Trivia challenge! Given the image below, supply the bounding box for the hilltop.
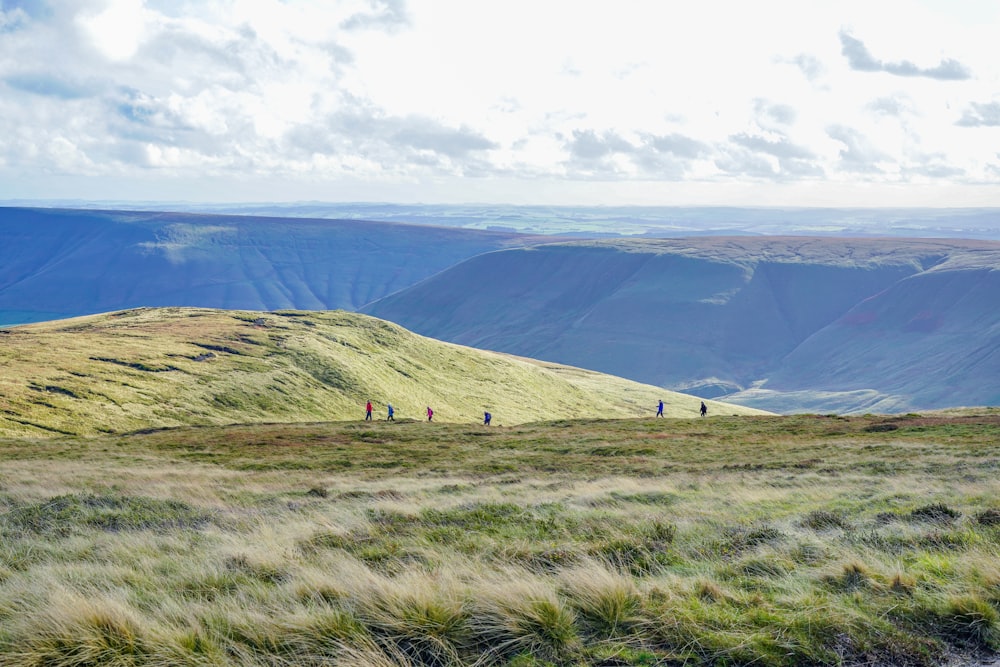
[363,236,1000,414]
[0,308,761,437]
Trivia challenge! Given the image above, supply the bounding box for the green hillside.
[0,308,764,436]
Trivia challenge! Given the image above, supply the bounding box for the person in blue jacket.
[656,400,664,417]
[387,403,395,421]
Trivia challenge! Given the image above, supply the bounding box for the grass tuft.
[933,595,1000,649]
[224,554,289,585]
[909,503,962,523]
[475,583,581,664]
[976,508,1000,526]
[824,562,874,592]
[561,563,645,639]
[8,594,150,667]
[801,509,851,531]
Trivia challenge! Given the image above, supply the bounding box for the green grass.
[0,308,764,437]
[0,412,998,665]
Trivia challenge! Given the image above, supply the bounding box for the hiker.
[656,400,664,417]
[700,401,707,417]
[387,403,394,421]
[484,411,491,426]
[427,406,433,422]
[365,400,373,421]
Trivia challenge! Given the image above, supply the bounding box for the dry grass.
[0,412,998,665]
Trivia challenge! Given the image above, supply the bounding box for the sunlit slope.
[363,236,1000,413]
[0,308,764,436]
[0,207,541,325]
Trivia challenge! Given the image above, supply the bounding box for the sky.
[1,0,999,207]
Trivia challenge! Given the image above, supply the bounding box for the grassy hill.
[0,412,998,665]
[0,308,762,437]
[362,236,1000,414]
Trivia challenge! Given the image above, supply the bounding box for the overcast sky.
[2,0,999,206]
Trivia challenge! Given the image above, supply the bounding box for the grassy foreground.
[1,412,999,666]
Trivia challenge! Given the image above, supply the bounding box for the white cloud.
[77,0,151,61]
[0,0,999,205]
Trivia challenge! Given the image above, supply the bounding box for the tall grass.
[0,413,998,665]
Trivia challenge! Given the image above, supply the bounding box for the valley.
[363,236,1000,414]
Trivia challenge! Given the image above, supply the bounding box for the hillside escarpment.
[363,237,1000,413]
[0,207,542,325]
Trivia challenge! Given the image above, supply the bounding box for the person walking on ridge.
[427,406,434,422]
[656,400,664,417]
[484,411,492,426]
[700,401,707,417]
[387,403,394,421]
[365,400,373,421]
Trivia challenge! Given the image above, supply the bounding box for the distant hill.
[0,308,763,437]
[362,237,1000,414]
[0,207,546,326]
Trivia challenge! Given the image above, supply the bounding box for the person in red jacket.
[426,406,433,422]
[365,401,373,421]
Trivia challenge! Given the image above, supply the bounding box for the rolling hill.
[0,207,547,326]
[362,236,1000,414]
[0,307,763,437]
[6,207,998,415]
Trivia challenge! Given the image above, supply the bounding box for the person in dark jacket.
[700,401,708,417]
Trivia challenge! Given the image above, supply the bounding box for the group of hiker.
[656,399,708,418]
[364,399,706,424]
[366,400,478,424]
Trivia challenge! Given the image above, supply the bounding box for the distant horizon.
[5,199,1000,212]
[4,200,998,241]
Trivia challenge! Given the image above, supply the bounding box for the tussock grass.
[0,413,998,664]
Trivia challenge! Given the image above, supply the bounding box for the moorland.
[1,206,998,665]
[1,411,998,666]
